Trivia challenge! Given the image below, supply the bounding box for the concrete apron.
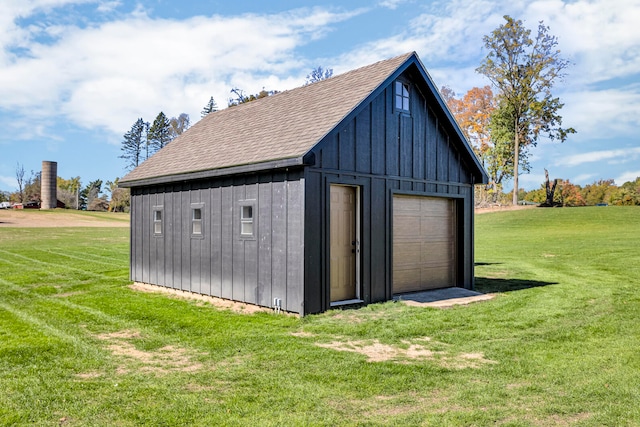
[394,287,494,308]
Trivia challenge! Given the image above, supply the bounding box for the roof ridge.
[120,52,418,185]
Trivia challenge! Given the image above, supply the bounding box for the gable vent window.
[153,208,163,236]
[192,207,203,235]
[240,205,254,237]
[395,81,410,113]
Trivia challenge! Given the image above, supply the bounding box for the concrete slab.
[393,287,494,308]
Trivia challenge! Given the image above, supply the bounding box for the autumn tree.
[305,66,333,85]
[477,15,576,205]
[609,177,640,205]
[442,85,509,204]
[169,113,190,139]
[201,96,218,117]
[106,178,130,213]
[581,179,615,205]
[228,88,279,107]
[558,180,585,207]
[57,176,82,209]
[24,171,41,203]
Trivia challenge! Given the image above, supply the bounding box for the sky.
[1,0,639,194]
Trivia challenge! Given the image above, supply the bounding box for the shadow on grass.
[474,277,558,294]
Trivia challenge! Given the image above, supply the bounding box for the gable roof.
[120,52,488,187]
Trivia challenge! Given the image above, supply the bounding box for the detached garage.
[119,51,488,315]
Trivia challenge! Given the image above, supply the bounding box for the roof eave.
[119,156,306,188]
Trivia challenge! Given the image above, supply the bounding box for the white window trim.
[191,203,204,238]
[153,206,163,236]
[239,202,256,239]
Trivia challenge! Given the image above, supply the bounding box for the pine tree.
[201,97,218,117]
[148,112,172,155]
[120,118,147,171]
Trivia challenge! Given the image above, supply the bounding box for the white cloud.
[0,6,358,140]
[558,147,640,167]
[96,0,121,13]
[559,86,640,139]
[338,0,509,70]
[378,0,410,10]
[518,172,546,189]
[527,0,640,84]
[615,170,640,185]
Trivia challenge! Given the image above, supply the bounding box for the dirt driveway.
[0,209,129,228]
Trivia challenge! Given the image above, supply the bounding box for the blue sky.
[1,0,639,193]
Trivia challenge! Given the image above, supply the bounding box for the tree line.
[1,163,129,212]
[519,176,640,207]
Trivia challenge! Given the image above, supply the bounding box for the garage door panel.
[394,242,422,261]
[420,220,450,238]
[393,195,456,293]
[395,215,421,238]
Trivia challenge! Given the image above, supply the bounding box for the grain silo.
[41,161,57,210]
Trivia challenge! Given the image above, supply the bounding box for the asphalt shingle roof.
[120,52,415,185]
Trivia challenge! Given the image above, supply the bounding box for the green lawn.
[0,207,638,426]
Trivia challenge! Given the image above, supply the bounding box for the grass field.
[0,207,639,426]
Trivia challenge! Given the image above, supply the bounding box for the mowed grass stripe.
[30,248,127,267]
[0,275,129,329]
[0,248,124,280]
[0,301,105,359]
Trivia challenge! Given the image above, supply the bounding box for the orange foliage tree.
[558,180,585,207]
[442,85,509,205]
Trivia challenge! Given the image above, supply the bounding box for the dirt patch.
[334,391,459,419]
[130,282,284,315]
[75,371,102,380]
[475,205,537,215]
[0,210,129,228]
[399,294,495,309]
[290,331,315,338]
[95,329,206,375]
[316,339,432,363]
[313,336,496,368]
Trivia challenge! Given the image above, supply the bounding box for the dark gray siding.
[130,170,305,314]
[304,72,475,314]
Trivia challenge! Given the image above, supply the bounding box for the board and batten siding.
[304,71,475,314]
[130,171,305,314]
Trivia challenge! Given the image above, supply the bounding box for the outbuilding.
[119,52,488,315]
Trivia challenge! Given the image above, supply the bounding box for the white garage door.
[393,195,456,293]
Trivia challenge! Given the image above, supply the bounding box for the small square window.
[153,209,162,235]
[240,205,254,236]
[395,81,410,112]
[192,208,202,235]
